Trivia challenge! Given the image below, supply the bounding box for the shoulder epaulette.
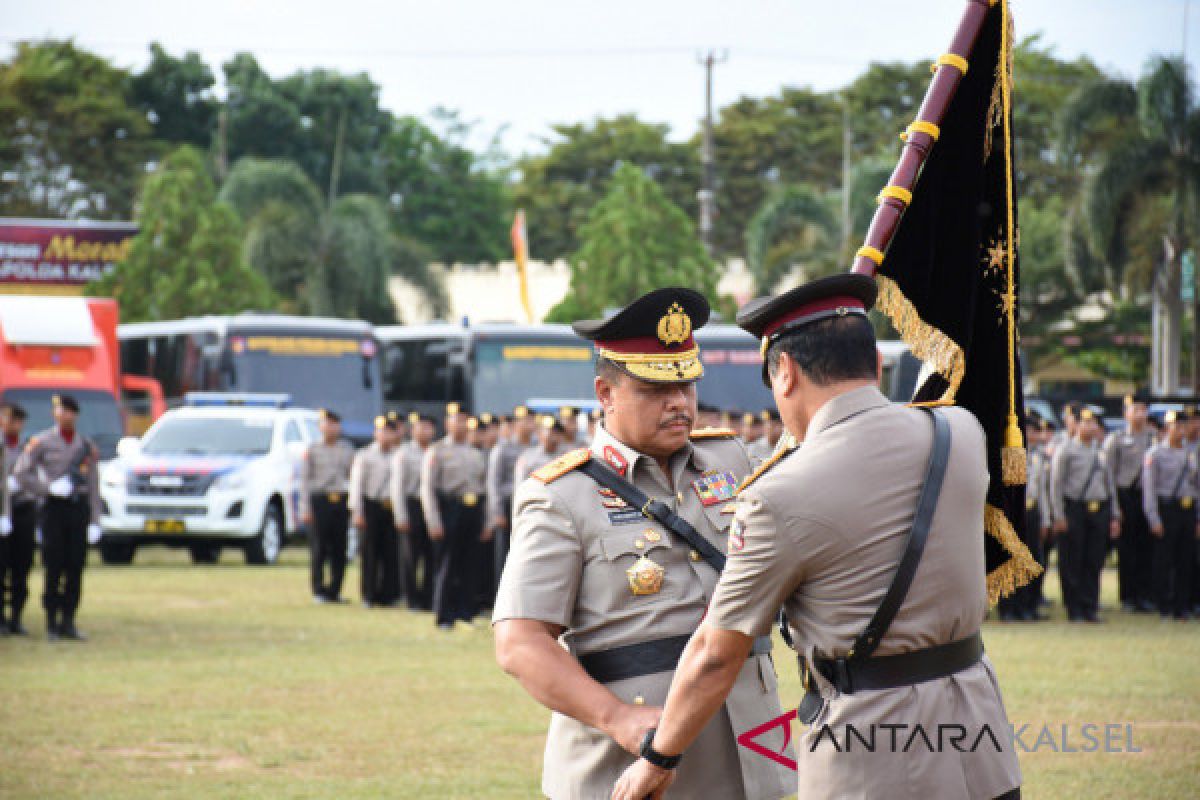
[532,447,591,484]
[737,445,796,495]
[689,427,738,440]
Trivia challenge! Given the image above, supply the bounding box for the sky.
[1,0,1190,155]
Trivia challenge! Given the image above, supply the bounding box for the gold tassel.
[1001,412,1026,485]
[875,276,966,404]
[984,503,1041,605]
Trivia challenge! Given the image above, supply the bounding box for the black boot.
[46,611,61,642]
[59,613,86,642]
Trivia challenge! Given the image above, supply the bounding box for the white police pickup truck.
[98,394,320,565]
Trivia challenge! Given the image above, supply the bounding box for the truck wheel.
[99,541,136,565]
[189,545,221,564]
[245,503,283,565]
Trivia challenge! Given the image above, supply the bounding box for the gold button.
[690,550,702,562]
[633,695,645,706]
[635,539,645,549]
[677,492,684,503]
[645,531,661,543]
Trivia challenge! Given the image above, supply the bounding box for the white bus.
[118,314,383,442]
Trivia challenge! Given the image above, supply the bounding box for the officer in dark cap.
[1103,390,1156,612]
[300,409,355,603]
[14,394,101,641]
[612,275,1019,800]
[0,402,34,635]
[495,287,792,800]
[1050,407,1119,622]
[1142,409,1197,619]
[349,414,401,608]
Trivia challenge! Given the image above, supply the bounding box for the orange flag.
[511,209,534,323]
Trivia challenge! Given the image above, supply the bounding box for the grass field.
[1,546,1198,799]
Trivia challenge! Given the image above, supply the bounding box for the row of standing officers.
[1010,394,1198,623]
[300,403,582,629]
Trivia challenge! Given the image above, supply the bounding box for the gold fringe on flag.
[984,503,1042,605]
[875,275,966,404]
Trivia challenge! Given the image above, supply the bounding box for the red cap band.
[762,296,866,339]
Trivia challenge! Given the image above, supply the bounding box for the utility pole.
[697,50,727,255]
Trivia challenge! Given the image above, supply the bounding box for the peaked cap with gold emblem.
[571,287,709,383]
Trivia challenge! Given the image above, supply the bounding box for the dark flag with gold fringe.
[850,0,1040,603]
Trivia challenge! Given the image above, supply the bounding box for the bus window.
[3,388,123,460]
[472,339,595,414]
[384,338,465,407]
[696,345,774,412]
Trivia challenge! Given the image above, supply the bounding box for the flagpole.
[851,0,994,277]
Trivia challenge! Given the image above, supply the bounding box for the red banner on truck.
[0,218,137,294]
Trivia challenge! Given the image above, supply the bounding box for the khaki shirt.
[1025,445,1052,530]
[1049,438,1119,522]
[1102,427,1155,490]
[348,442,394,514]
[494,425,793,800]
[299,439,354,516]
[388,440,428,526]
[513,443,566,488]
[707,387,1021,800]
[419,436,486,532]
[486,437,526,520]
[744,436,773,463]
[14,427,100,523]
[1141,443,1199,529]
[5,436,35,507]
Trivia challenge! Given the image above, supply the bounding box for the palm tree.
[218,158,445,323]
[1060,56,1200,393]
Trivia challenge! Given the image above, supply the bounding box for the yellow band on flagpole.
[877,186,913,206]
[900,120,941,142]
[932,53,969,74]
[856,245,885,266]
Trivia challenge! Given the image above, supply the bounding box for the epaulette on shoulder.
[532,447,592,484]
[689,427,738,440]
[737,445,796,495]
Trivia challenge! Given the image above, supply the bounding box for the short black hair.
[2,402,26,420]
[595,356,626,384]
[1062,401,1083,418]
[765,315,877,387]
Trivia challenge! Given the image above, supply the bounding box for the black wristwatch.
[639,728,683,770]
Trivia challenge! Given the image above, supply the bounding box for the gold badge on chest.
[627,555,665,596]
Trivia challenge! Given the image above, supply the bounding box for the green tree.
[744,184,839,291]
[513,115,700,261]
[89,146,273,320]
[1059,56,1198,387]
[0,39,154,218]
[131,43,218,147]
[383,112,511,264]
[709,88,842,256]
[546,164,718,322]
[219,156,444,321]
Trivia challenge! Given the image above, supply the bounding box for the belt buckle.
[1182,497,1194,510]
[381,498,392,511]
[1025,499,1036,511]
[1087,500,1100,514]
[462,492,478,508]
[327,492,342,504]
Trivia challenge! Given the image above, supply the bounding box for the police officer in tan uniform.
[300,409,355,604]
[1104,392,1156,612]
[1142,410,1199,619]
[494,288,793,800]
[1049,408,1119,622]
[513,416,569,485]
[15,394,101,641]
[487,406,535,590]
[349,415,400,608]
[613,275,1020,800]
[391,412,437,611]
[421,403,487,630]
[1,403,34,635]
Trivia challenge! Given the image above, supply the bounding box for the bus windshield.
[227,333,381,427]
[1,388,124,460]
[472,339,596,414]
[697,341,774,412]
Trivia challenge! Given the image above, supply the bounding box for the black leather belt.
[579,633,773,684]
[811,632,983,694]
